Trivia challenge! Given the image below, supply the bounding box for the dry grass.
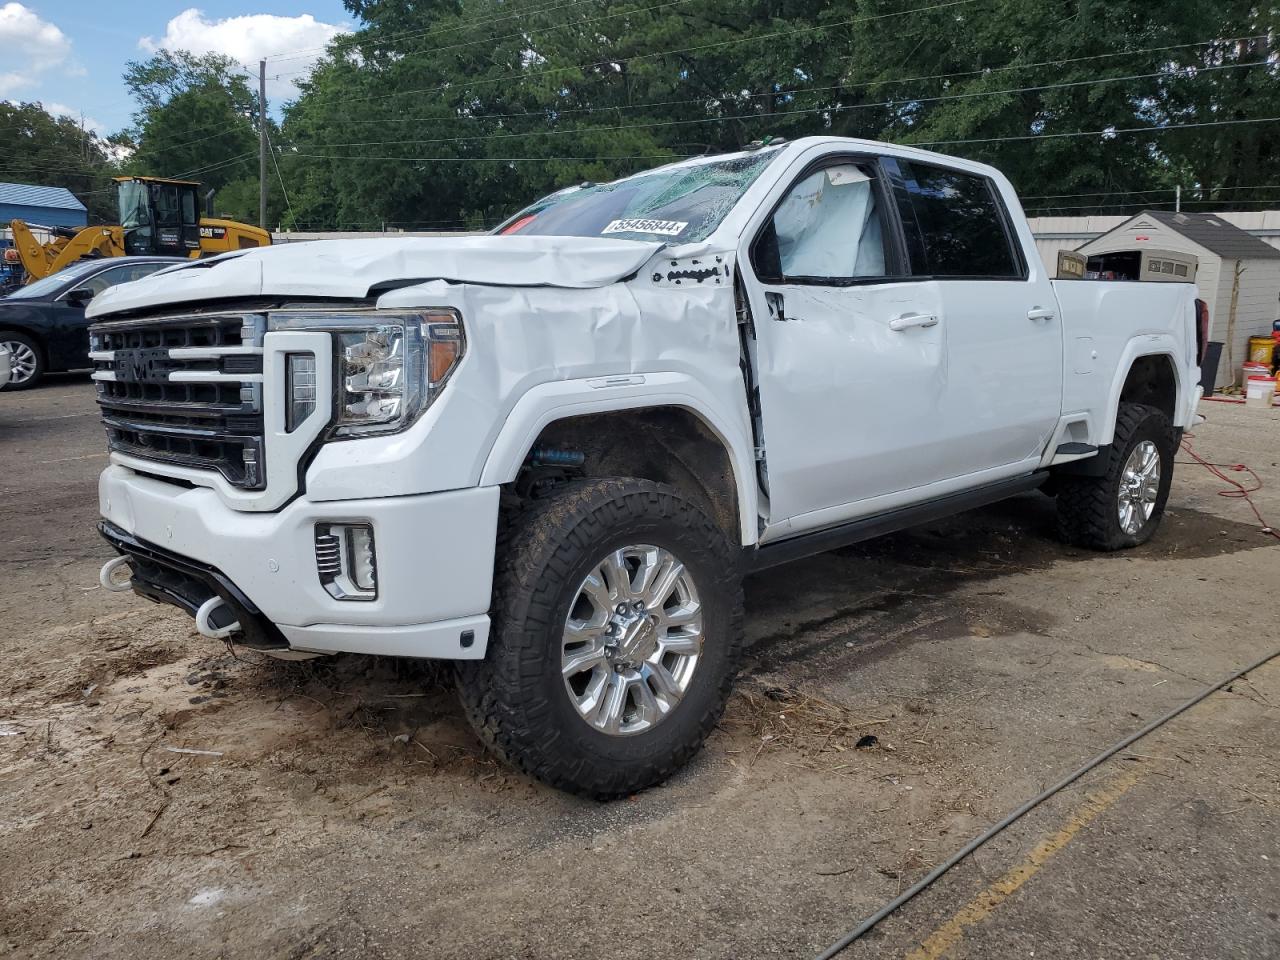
[719,682,896,770]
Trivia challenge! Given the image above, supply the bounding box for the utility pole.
[259,59,268,230]
[1175,184,1181,213]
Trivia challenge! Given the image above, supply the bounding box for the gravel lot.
[2,376,1278,959]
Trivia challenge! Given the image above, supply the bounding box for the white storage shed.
[1076,210,1280,386]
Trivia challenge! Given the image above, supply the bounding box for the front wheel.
[0,331,44,390]
[1055,402,1177,550]
[456,478,744,798]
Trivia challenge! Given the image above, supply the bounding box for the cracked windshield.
[496,147,784,243]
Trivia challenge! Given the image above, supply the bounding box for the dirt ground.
[2,376,1279,960]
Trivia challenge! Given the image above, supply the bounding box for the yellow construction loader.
[10,176,270,281]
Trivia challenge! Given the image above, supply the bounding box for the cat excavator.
[8,176,270,281]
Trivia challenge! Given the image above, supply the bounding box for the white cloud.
[44,101,105,137]
[139,8,350,104]
[0,3,73,97]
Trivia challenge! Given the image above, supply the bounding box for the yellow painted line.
[905,767,1147,960]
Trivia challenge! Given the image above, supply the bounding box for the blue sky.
[1,2,357,135]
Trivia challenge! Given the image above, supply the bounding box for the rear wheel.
[0,331,43,390]
[1055,402,1176,550]
[456,478,743,798]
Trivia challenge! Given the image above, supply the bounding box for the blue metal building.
[0,181,87,229]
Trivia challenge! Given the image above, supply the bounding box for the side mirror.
[65,287,95,307]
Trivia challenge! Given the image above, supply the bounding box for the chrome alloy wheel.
[1,340,35,386]
[561,544,703,736]
[1118,439,1161,535]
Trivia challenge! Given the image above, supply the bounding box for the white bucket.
[1242,361,1270,387]
[1245,375,1276,409]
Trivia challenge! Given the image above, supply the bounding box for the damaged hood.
[87,235,664,319]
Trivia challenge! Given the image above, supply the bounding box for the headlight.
[269,309,464,438]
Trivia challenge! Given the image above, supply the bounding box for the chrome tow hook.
[195,597,242,640]
[99,556,134,593]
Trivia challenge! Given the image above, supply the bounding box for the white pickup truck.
[89,137,1200,797]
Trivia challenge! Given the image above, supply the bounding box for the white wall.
[1215,258,1280,382]
[1031,215,1127,273]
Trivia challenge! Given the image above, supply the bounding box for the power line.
[1026,197,1280,213]
[325,33,1271,128]
[289,61,1266,151]
[1178,197,1280,206]
[0,158,110,176]
[281,115,1280,167]
[1022,183,1280,200]
[314,0,982,109]
[264,128,295,228]
[268,0,698,79]
[1023,188,1181,200]
[172,152,257,180]
[311,29,1272,120]
[911,114,1280,147]
[284,150,690,163]
[0,117,241,158]
[263,0,602,64]
[133,120,251,154]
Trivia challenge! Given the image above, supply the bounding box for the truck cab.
[116,176,203,258]
[87,137,1200,797]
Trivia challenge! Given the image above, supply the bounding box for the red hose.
[1178,436,1280,539]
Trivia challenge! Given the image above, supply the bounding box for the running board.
[744,473,1046,573]
[1055,441,1098,456]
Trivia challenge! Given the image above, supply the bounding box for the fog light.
[286,353,317,432]
[314,522,377,600]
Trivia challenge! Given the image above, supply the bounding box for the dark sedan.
[0,257,183,390]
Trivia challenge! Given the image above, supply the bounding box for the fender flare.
[478,371,760,546]
[1099,335,1189,445]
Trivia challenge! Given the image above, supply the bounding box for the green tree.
[277,0,1280,229]
[1150,3,1280,210]
[0,101,117,221]
[122,50,260,197]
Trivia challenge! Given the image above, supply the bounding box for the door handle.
[889,313,939,331]
[1027,307,1056,321]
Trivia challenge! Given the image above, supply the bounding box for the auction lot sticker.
[602,218,688,237]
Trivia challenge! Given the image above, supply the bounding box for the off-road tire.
[0,330,44,390]
[1055,402,1177,551]
[456,478,744,798]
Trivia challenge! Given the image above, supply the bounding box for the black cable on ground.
[814,644,1280,960]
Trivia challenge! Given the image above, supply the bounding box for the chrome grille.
[90,313,267,489]
[314,531,343,576]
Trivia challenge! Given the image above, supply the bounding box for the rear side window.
[79,262,169,295]
[894,161,1023,279]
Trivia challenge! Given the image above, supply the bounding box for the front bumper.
[99,465,499,659]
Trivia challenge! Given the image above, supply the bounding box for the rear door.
[740,153,954,527]
[884,158,1062,475]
